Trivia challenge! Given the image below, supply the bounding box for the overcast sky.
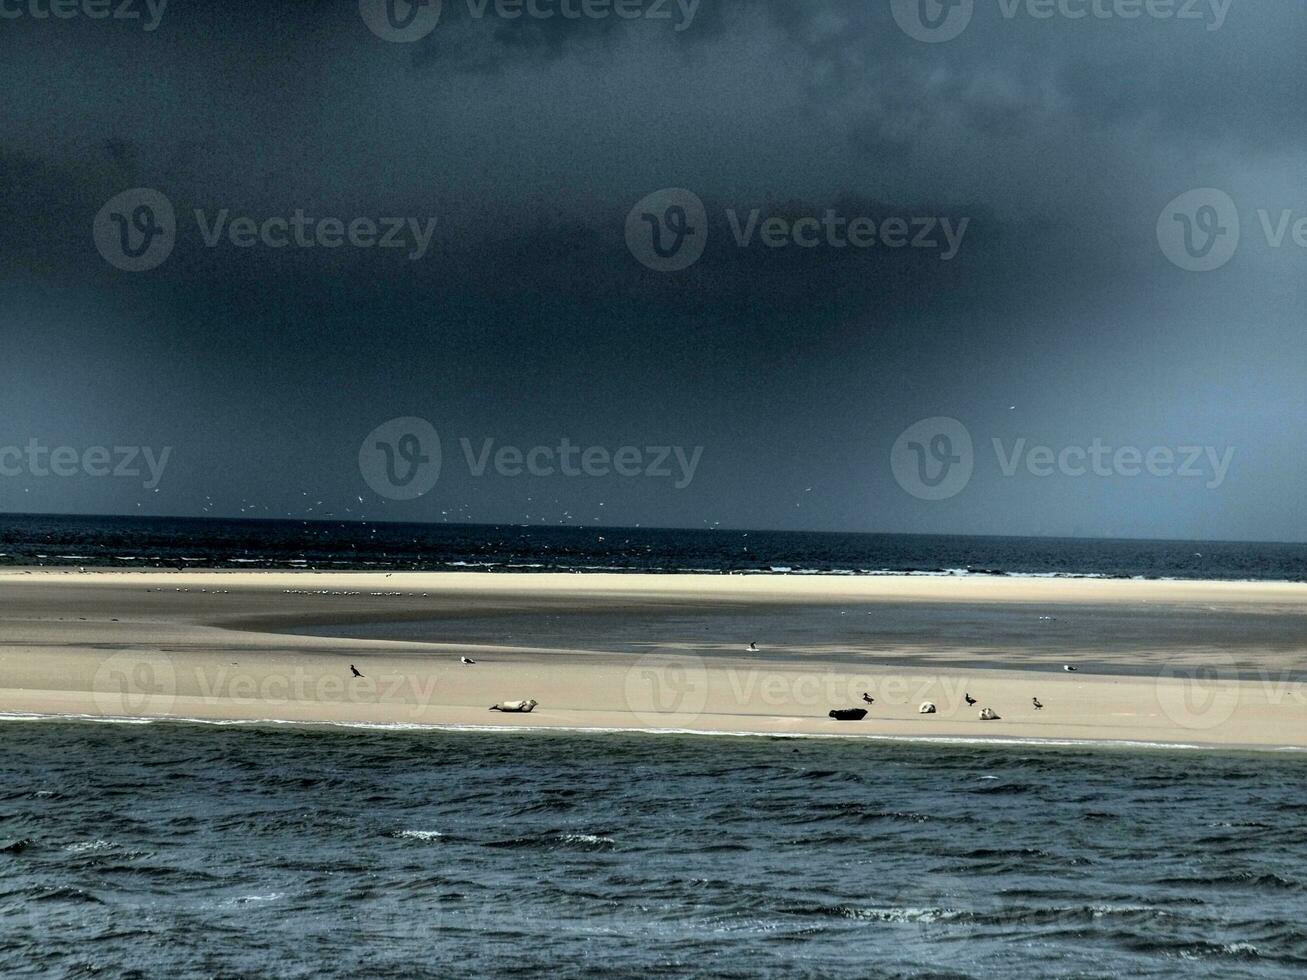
[0,0,1303,540]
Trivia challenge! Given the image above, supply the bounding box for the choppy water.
[3,513,1307,580]
[3,721,1306,978]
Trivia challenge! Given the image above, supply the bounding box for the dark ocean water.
[2,721,1306,979]
[2,513,1306,581]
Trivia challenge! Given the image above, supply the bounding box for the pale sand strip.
[0,569,1305,749]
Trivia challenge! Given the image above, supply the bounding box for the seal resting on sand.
[979,707,1000,720]
[918,702,937,714]
[828,708,868,721]
[489,699,538,713]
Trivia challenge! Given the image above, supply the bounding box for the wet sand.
[1,568,1305,749]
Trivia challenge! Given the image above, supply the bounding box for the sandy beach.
[1,568,1305,749]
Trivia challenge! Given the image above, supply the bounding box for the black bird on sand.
[964,693,977,706]
[861,693,875,705]
[350,664,364,678]
[1032,697,1044,710]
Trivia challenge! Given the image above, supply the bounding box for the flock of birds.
[738,638,1082,723]
[341,642,1083,724]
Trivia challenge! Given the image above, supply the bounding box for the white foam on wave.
[223,892,284,906]
[393,830,443,841]
[558,833,614,845]
[0,711,1231,753]
[64,839,116,853]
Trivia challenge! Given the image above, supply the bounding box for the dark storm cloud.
[0,0,1304,539]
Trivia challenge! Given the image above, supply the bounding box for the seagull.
[861,693,875,705]
[964,693,977,706]
[1032,697,1044,710]
[460,657,476,665]
[350,664,364,678]
[1063,665,1079,673]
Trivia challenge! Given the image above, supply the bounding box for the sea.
[3,514,1307,978]
[2,513,1306,581]
[2,722,1305,978]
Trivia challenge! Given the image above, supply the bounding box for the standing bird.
[748,642,758,651]
[461,657,477,665]
[861,693,875,705]
[1032,697,1044,710]
[964,693,977,706]
[350,664,364,678]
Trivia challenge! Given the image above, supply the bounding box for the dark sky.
[1,0,1303,540]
